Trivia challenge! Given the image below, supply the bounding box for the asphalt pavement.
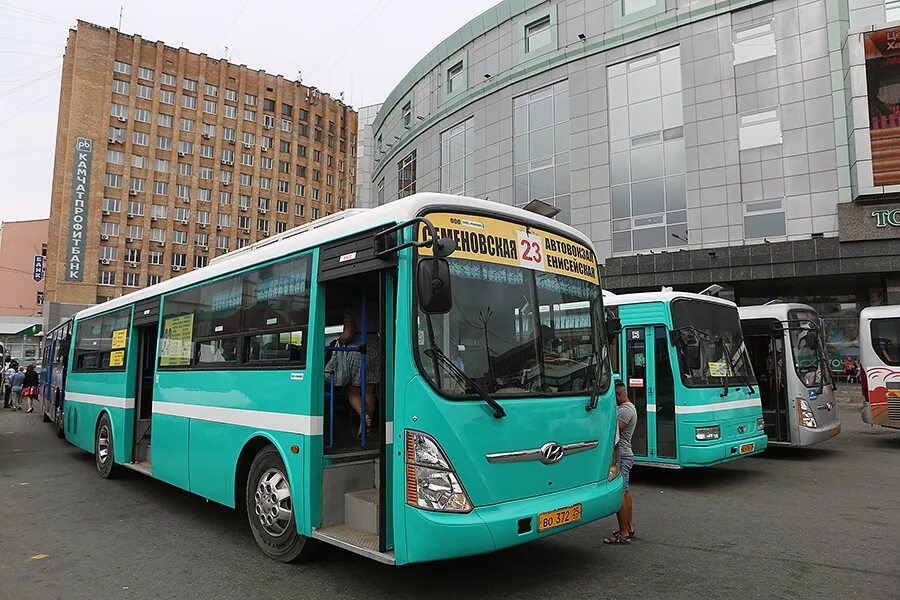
[1,402,898,600]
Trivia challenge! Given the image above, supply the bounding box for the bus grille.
[889,398,900,422]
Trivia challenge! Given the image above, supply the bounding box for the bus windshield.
[416,258,610,398]
[871,317,900,366]
[670,299,755,388]
[787,309,832,388]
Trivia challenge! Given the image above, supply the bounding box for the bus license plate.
[537,503,582,532]
[740,442,755,454]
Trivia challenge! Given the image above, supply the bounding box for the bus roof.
[738,302,816,321]
[603,290,736,309]
[75,193,596,321]
[860,305,900,320]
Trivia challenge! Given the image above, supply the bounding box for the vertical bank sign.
[66,137,92,281]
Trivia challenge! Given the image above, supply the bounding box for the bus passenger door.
[623,327,649,458]
[652,325,677,459]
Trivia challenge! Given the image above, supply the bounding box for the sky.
[0,0,495,223]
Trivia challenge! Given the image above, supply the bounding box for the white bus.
[860,305,900,429]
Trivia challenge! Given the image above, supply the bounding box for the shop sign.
[837,202,900,242]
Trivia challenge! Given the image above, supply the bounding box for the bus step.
[312,525,393,564]
[124,461,152,477]
[345,488,379,535]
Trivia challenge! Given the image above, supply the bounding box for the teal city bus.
[604,290,767,467]
[62,194,622,565]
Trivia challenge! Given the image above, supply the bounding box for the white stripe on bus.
[66,392,135,409]
[153,401,323,436]
[674,398,761,414]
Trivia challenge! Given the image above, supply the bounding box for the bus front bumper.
[402,477,624,564]
[798,420,841,446]
[678,432,768,466]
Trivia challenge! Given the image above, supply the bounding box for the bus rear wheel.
[55,406,65,439]
[94,414,121,479]
[245,446,308,563]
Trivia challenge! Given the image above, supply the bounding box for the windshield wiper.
[424,346,506,419]
[584,355,605,412]
[715,336,755,396]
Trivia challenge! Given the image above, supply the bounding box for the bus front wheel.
[94,414,121,479]
[245,446,308,563]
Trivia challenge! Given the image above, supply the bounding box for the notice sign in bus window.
[160,313,194,366]
[111,328,128,350]
[418,212,598,284]
[109,350,125,367]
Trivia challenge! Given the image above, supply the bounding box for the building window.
[262,114,274,129]
[264,98,276,112]
[220,170,233,185]
[195,231,209,246]
[147,274,162,286]
[105,173,122,188]
[225,88,238,102]
[204,83,218,97]
[153,180,168,195]
[280,140,291,153]
[200,144,213,158]
[173,230,188,245]
[440,117,474,195]
[203,99,217,115]
[113,61,131,75]
[173,253,186,268]
[108,126,126,143]
[738,109,782,150]
[219,191,232,206]
[257,219,269,233]
[161,73,177,87]
[744,199,786,239]
[245,93,257,106]
[126,224,143,240]
[261,156,273,170]
[281,119,292,133]
[131,155,147,169]
[198,188,212,202]
[136,84,152,100]
[241,152,254,167]
[218,212,232,227]
[447,61,464,96]
[158,113,174,128]
[278,180,290,193]
[262,136,273,151]
[100,246,117,261]
[194,255,209,269]
[295,183,305,197]
[151,204,167,219]
[402,101,412,128]
[216,235,230,250]
[112,79,129,95]
[238,214,251,229]
[107,149,124,165]
[376,178,385,205]
[242,131,255,146]
[240,173,252,186]
[311,207,319,220]
[176,184,191,200]
[622,0,658,16]
[133,132,149,147]
[178,162,192,177]
[135,108,151,123]
[157,136,172,151]
[98,270,116,286]
[155,159,170,173]
[295,203,305,216]
[182,95,196,110]
[101,222,119,237]
[222,148,235,163]
[128,200,144,217]
[103,197,120,213]
[607,48,686,253]
[180,117,195,133]
[276,221,287,233]
[150,229,166,244]
[123,272,140,288]
[159,89,175,105]
[311,188,320,201]
[282,103,293,117]
[733,21,776,65]
[525,16,552,54]
[513,80,571,222]
[110,103,128,119]
[260,177,271,191]
[200,166,213,180]
[398,151,417,198]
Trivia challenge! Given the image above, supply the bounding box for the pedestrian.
[3,360,18,409]
[9,366,25,411]
[605,379,637,545]
[22,364,40,413]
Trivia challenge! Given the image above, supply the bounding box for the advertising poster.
[159,314,194,366]
[865,27,900,186]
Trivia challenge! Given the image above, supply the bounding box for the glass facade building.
[369,0,900,371]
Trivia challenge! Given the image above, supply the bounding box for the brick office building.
[45,21,357,329]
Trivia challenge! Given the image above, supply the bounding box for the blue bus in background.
[39,318,72,438]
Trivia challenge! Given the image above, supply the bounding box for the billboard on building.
[866,27,900,187]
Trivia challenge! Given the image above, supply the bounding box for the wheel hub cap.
[254,468,292,537]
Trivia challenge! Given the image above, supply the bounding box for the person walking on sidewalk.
[22,364,40,413]
[604,380,637,545]
[9,367,25,411]
[3,360,17,408]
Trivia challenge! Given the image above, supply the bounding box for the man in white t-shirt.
[605,380,637,545]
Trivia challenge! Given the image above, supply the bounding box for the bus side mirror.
[606,314,621,344]
[417,257,452,314]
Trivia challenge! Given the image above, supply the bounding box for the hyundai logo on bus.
[66,137,93,282]
[540,442,565,465]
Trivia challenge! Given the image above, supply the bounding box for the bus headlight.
[797,399,817,428]
[757,418,765,431]
[405,430,472,513]
[608,445,620,481]
[695,426,720,441]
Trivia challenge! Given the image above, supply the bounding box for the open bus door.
[742,319,790,443]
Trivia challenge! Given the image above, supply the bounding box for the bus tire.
[245,446,308,563]
[42,400,51,423]
[94,413,121,479]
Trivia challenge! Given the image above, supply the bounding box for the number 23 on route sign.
[517,231,545,271]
